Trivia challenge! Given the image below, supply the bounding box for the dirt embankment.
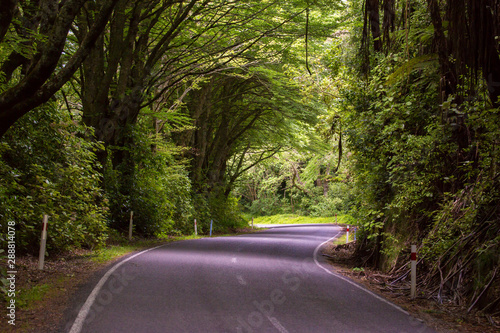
[322,241,499,333]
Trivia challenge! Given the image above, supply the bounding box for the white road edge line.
[69,244,166,333]
[313,230,410,316]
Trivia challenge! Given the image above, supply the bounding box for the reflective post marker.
[346,225,349,244]
[38,215,49,270]
[194,219,198,236]
[129,211,133,241]
[210,219,213,237]
[411,245,417,299]
[335,214,337,224]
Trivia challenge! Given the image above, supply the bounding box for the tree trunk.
[0,0,17,43]
[367,0,382,52]
[471,0,500,107]
[426,0,457,98]
[382,0,395,51]
[0,0,118,138]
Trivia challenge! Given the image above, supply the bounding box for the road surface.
[61,224,436,333]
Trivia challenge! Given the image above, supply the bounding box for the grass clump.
[17,284,51,309]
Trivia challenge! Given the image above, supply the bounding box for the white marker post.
[410,245,417,299]
[128,211,134,241]
[194,219,198,236]
[335,214,337,224]
[38,215,49,270]
[251,217,254,229]
[210,219,213,237]
[346,225,349,244]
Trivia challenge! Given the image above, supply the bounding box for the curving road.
[61,225,436,333]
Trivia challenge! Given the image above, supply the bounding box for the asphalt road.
[62,224,436,333]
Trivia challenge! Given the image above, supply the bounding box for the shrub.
[0,103,108,254]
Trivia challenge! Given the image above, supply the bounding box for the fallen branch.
[467,268,498,313]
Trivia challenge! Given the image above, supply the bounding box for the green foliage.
[192,193,247,235]
[0,103,108,254]
[250,214,346,225]
[309,182,355,217]
[420,97,500,265]
[16,284,51,309]
[237,146,354,218]
[318,0,500,312]
[338,43,444,239]
[104,120,194,237]
[0,0,496,314]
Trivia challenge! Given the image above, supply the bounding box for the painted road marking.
[312,230,410,316]
[69,245,166,333]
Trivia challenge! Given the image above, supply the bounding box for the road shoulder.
[321,241,498,333]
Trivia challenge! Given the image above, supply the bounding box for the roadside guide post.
[411,245,417,299]
[128,211,134,241]
[38,215,49,270]
[194,219,198,236]
[210,219,213,237]
[346,225,349,244]
[252,217,254,229]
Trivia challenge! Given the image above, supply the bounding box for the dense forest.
[1,0,499,317]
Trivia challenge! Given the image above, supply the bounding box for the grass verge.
[249,214,355,225]
[16,284,51,309]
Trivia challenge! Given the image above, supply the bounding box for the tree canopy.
[0,0,499,317]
